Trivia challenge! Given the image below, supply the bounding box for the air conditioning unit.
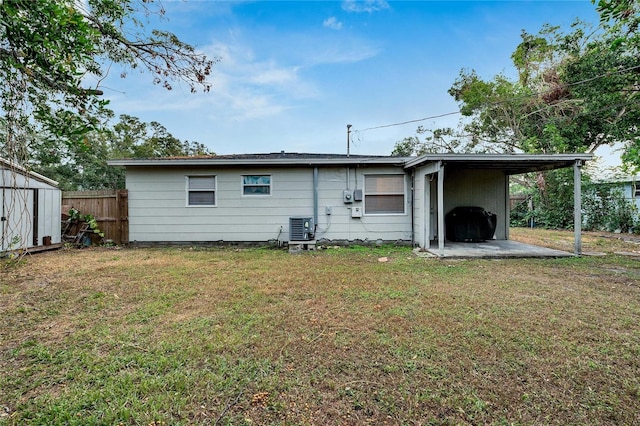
[289,217,314,241]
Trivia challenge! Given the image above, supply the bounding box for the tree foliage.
[28,114,214,191]
[443,21,637,156]
[0,0,216,166]
[592,0,640,168]
[392,1,640,230]
[394,9,639,161]
[391,127,464,156]
[531,169,581,229]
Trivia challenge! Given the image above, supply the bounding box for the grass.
[1,229,640,425]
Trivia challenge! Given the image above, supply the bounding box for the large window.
[364,174,405,214]
[187,175,216,206]
[242,175,271,195]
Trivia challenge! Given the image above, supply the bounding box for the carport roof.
[404,153,593,174]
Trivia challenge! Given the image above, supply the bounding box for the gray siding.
[443,169,508,240]
[411,166,508,248]
[315,167,412,243]
[126,166,412,243]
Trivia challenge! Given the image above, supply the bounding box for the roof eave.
[107,157,410,167]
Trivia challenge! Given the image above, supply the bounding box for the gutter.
[403,153,594,169]
[107,157,409,168]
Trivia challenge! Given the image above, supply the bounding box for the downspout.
[1,170,5,252]
[313,167,319,235]
[410,170,415,247]
[346,167,350,190]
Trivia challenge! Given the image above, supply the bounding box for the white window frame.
[186,175,216,207]
[363,174,406,215]
[241,174,272,196]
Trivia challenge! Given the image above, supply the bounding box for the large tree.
[0,0,215,165]
[394,12,639,161]
[29,114,214,191]
[393,4,640,228]
[592,0,640,167]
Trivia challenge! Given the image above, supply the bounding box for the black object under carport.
[446,206,497,242]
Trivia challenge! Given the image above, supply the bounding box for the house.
[601,175,640,211]
[1,158,62,253]
[582,175,640,233]
[108,152,592,256]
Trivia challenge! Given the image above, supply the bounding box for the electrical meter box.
[343,189,353,204]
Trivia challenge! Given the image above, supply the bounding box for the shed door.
[1,188,35,251]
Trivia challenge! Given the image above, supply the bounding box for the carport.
[406,153,593,257]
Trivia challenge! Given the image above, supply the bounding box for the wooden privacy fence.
[62,190,128,244]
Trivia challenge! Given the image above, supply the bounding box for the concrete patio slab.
[425,240,573,258]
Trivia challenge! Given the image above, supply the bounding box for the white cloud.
[306,40,380,66]
[207,40,315,92]
[323,16,343,30]
[224,90,290,121]
[342,0,390,13]
[101,21,380,127]
[249,63,300,86]
[188,40,320,121]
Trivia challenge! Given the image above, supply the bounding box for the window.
[187,175,216,206]
[364,174,405,214]
[242,175,271,195]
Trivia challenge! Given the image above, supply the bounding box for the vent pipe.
[346,124,352,190]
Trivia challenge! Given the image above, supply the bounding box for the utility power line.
[353,63,640,135]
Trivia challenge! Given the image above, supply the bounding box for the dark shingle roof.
[163,152,398,161]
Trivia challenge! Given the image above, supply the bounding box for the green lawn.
[1,231,639,425]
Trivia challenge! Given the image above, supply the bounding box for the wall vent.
[289,217,314,241]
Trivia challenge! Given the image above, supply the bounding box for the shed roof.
[0,157,59,187]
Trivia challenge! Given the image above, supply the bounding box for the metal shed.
[1,158,62,253]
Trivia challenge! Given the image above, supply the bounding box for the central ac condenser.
[289,217,314,241]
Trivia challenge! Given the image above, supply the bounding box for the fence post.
[116,189,128,244]
[115,190,121,244]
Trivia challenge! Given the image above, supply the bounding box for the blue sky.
[101,0,608,159]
